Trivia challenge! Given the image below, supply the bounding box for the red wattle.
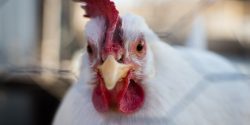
[92,73,144,114]
[118,80,144,113]
[92,81,110,112]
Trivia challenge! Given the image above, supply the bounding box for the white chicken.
[53,0,250,125]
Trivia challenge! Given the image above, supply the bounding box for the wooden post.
[41,0,62,80]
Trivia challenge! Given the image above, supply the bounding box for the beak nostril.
[117,55,124,63]
[100,60,103,64]
[101,55,106,64]
[100,58,104,64]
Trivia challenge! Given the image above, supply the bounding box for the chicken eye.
[136,43,144,52]
[87,45,93,54]
[131,36,146,58]
[86,43,96,63]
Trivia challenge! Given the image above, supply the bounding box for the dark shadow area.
[0,76,59,125]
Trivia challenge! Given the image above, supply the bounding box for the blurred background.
[0,0,249,125]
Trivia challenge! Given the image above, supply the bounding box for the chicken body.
[53,14,250,125]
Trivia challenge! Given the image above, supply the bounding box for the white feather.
[85,17,105,46]
[53,14,250,125]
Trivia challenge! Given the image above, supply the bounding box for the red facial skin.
[74,0,146,115]
[92,71,144,114]
[89,38,146,114]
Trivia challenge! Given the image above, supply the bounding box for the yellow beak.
[98,55,131,90]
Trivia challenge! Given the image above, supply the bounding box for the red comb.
[74,0,121,48]
[75,0,118,23]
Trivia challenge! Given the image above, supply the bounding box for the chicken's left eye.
[136,43,144,52]
[131,36,146,58]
